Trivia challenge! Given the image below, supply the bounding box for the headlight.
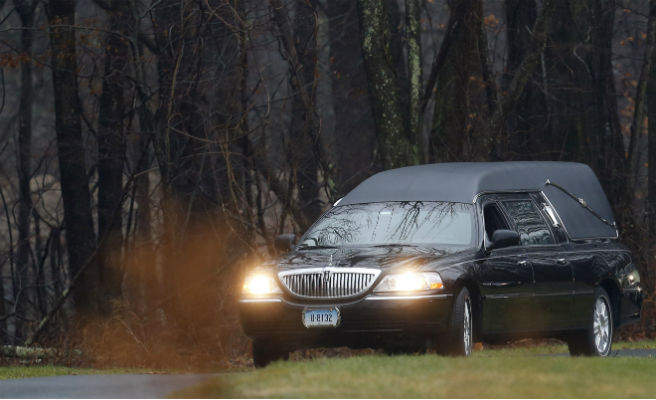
[242,271,282,296]
[627,270,640,285]
[373,272,443,293]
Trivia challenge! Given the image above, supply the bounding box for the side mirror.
[274,233,296,252]
[490,229,520,250]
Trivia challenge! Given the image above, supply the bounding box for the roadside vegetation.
[178,340,656,398]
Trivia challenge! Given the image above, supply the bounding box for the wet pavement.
[0,373,217,398]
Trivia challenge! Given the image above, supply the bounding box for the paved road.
[548,348,656,358]
[0,373,217,398]
[609,348,656,357]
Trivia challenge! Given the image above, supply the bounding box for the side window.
[501,200,555,245]
[483,203,509,239]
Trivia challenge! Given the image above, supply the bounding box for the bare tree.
[14,0,37,338]
[325,0,375,194]
[406,0,422,143]
[48,0,99,314]
[428,0,492,162]
[356,0,419,168]
[269,0,324,228]
[646,0,656,234]
[95,0,130,309]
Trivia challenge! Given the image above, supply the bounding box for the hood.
[276,245,478,273]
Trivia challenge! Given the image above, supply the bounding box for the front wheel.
[438,287,473,356]
[567,287,613,357]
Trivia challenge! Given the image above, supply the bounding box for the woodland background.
[0,0,655,367]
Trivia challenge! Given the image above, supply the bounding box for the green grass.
[0,366,153,380]
[179,340,656,398]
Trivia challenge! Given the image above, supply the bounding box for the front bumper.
[239,293,453,349]
[619,286,643,327]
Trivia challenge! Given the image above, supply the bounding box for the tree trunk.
[592,0,625,219]
[503,0,545,158]
[128,0,155,308]
[33,215,47,318]
[290,0,321,228]
[647,0,656,235]
[405,0,422,145]
[429,0,489,162]
[544,1,596,161]
[97,1,129,310]
[270,0,322,229]
[15,0,36,341]
[326,0,375,194]
[49,229,63,307]
[237,4,255,242]
[629,0,656,172]
[48,0,99,314]
[357,0,417,168]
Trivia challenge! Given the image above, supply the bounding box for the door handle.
[556,258,567,265]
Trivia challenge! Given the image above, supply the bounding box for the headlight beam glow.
[242,272,281,296]
[373,271,443,293]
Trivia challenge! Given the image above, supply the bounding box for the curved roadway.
[0,373,216,398]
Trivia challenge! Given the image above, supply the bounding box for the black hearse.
[240,162,643,366]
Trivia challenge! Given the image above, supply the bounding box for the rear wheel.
[252,340,289,368]
[567,287,613,357]
[438,287,473,356]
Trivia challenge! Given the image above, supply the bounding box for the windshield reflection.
[299,202,475,251]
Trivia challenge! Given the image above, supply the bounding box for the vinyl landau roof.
[339,162,617,240]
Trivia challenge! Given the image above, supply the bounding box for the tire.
[439,287,473,356]
[252,340,289,368]
[567,287,613,357]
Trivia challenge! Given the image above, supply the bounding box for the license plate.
[302,308,341,328]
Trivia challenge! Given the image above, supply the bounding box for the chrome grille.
[278,267,381,299]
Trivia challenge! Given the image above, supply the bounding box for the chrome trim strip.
[278,267,382,299]
[539,190,569,237]
[239,298,282,303]
[572,289,595,296]
[365,294,452,301]
[473,190,541,203]
[279,267,381,276]
[485,293,524,299]
[533,291,574,297]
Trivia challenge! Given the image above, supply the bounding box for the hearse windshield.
[298,201,475,251]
